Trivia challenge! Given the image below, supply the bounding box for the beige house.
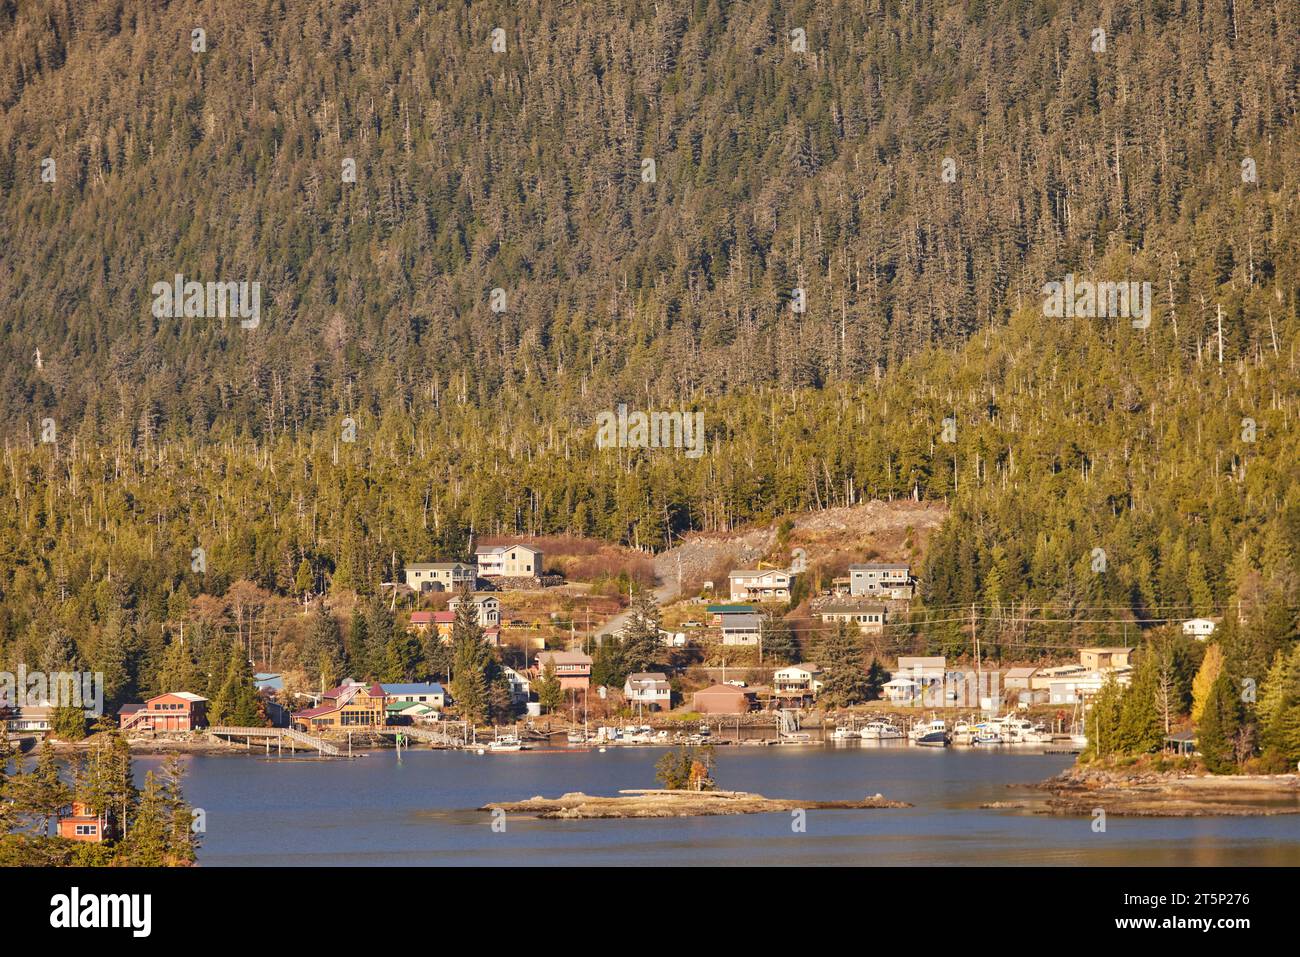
[447,593,501,628]
[818,603,886,635]
[476,544,544,578]
[1079,647,1132,671]
[728,568,794,602]
[404,561,476,593]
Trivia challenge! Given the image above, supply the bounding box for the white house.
[475,544,544,578]
[882,677,920,702]
[1182,618,1217,640]
[728,569,794,602]
[848,563,914,599]
[719,613,763,645]
[773,664,822,700]
[818,603,887,635]
[1048,669,1133,705]
[623,672,672,711]
[896,656,946,688]
[502,666,531,705]
[404,562,476,593]
[447,593,501,628]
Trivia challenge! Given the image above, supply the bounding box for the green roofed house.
[706,604,756,625]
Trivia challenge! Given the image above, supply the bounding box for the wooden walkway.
[208,725,341,756]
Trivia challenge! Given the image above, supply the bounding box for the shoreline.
[1035,766,1300,817]
[482,788,911,818]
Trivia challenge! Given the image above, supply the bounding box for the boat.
[830,726,857,741]
[566,731,588,744]
[972,728,1003,745]
[488,732,525,752]
[859,721,904,740]
[910,718,951,746]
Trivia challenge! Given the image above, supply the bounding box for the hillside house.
[1182,618,1217,639]
[727,569,794,602]
[475,544,544,578]
[118,692,209,733]
[381,682,446,710]
[706,604,756,625]
[57,802,106,843]
[895,656,946,690]
[693,684,754,714]
[818,603,887,636]
[404,562,476,593]
[847,563,914,599]
[719,613,763,646]
[447,593,501,628]
[503,666,531,705]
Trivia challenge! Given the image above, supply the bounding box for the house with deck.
[475,544,544,578]
[773,664,822,702]
[404,561,476,593]
[118,692,209,733]
[447,593,502,628]
[728,569,794,602]
[292,681,387,731]
[847,563,914,599]
[818,602,887,635]
[624,672,672,711]
[536,650,593,692]
[720,613,763,646]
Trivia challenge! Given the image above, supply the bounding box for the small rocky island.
[482,788,911,819]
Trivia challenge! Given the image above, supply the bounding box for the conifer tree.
[1197,673,1244,774]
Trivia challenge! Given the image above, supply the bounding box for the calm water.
[135,745,1300,866]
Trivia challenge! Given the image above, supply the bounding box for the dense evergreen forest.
[0,0,1297,754]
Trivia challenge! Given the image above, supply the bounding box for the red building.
[57,802,106,842]
[119,692,209,732]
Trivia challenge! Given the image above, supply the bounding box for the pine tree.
[301,603,347,691]
[818,623,869,707]
[536,659,563,713]
[620,590,662,674]
[865,658,889,701]
[125,770,170,866]
[10,740,71,834]
[1117,648,1164,754]
[448,588,490,725]
[212,643,263,726]
[1197,673,1243,774]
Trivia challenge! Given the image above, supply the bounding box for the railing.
[208,725,341,756]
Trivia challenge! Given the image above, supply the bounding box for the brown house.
[292,682,388,731]
[119,692,209,733]
[535,650,593,691]
[692,684,754,714]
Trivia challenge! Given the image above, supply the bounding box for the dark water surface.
[134,745,1300,866]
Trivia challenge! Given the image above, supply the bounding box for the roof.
[449,593,499,604]
[1004,667,1039,678]
[537,650,593,665]
[381,683,445,696]
[819,603,887,616]
[476,543,542,555]
[706,604,756,614]
[118,704,144,715]
[883,677,919,688]
[720,614,762,630]
[626,672,669,683]
[292,704,336,719]
[152,691,208,703]
[848,563,910,571]
[405,561,473,570]
[728,568,787,578]
[776,663,820,675]
[897,656,945,668]
[1079,647,1133,654]
[695,684,751,696]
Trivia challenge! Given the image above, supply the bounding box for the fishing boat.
[972,727,1003,745]
[910,718,951,746]
[859,720,904,740]
[488,731,525,752]
[830,726,857,741]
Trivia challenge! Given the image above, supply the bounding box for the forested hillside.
[2,0,1297,434]
[0,0,1298,718]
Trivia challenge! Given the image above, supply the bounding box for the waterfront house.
[818,602,887,635]
[404,561,476,593]
[381,682,446,710]
[1,703,53,733]
[896,656,946,688]
[1079,647,1132,671]
[447,593,502,628]
[292,681,387,731]
[624,672,672,711]
[536,650,593,692]
[728,569,794,602]
[847,563,914,599]
[475,543,544,578]
[57,802,106,843]
[1181,618,1217,639]
[1048,669,1132,705]
[772,664,822,702]
[503,666,531,705]
[719,613,763,646]
[119,692,209,733]
[882,677,921,702]
[693,684,754,714]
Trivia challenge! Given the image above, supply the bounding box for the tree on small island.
[655,745,716,791]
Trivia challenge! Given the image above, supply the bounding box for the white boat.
[488,733,524,752]
[972,728,1003,745]
[830,726,856,741]
[859,721,904,740]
